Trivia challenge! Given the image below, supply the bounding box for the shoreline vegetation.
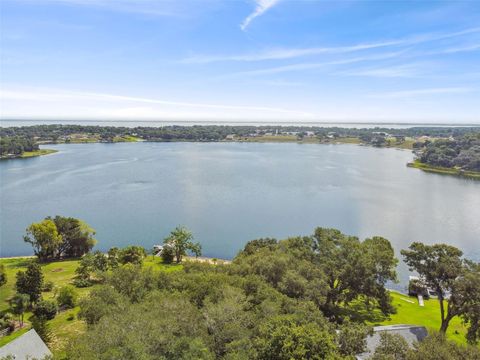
[1,124,479,178]
[407,160,480,180]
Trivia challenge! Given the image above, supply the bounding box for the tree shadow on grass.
[339,301,390,324]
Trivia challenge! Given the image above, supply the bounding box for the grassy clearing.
[373,291,468,345]
[112,135,142,142]
[408,160,480,180]
[18,149,58,158]
[0,256,182,356]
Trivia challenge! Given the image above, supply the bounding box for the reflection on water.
[1,142,479,289]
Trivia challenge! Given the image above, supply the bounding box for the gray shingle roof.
[356,324,428,360]
[0,329,52,360]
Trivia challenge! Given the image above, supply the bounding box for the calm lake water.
[1,142,479,288]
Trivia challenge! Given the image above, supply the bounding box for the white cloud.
[369,87,474,99]
[184,27,480,63]
[0,87,314,119]
[240,0,280,31]
[226,51,404,77]
[337,63,426,78]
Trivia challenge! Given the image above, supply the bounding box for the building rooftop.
[0,329,52,360]
[356,324,428,360]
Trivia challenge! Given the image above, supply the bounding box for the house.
[153,243,175,256]
[356,325,428,359]
[225,134,235,140]
[0,329,52,360]
[305,131,315,137]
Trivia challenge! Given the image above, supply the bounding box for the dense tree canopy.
[0,136,38,157]
[67,231,480,359]
[24,216,96,261]
[419,133,480,171]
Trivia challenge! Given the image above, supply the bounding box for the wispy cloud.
[183,27,480,63]
[337,63,427,78]
[370,87,474,99]
[182,41,402,64]
[240,0,281,31]
[0,87,313,117]
[20,0,189,17]
[226,51,404,77]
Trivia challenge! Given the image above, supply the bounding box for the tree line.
[0,136,39,157]
[418,133,480,171]
[2,124,478,145]
[1,219,479,358]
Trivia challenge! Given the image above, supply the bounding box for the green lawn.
[0,256,182,357]
[371,291,468,345]
[19,149,58,158]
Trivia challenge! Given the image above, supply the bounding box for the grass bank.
[408,160,480,180]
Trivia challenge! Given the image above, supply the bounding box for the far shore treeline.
[0,215,479,359]
[1,124,479,175]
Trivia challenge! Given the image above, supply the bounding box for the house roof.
[356,324,428,360]
[0,329,52,360]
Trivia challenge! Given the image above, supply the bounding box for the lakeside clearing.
[0,149,58,160]
[0,256,473,355]
[407,160,480,180]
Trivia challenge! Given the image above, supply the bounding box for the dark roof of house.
[0,329,52,360]
[356,324,428,360]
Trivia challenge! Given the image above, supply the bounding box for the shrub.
[73,277,92,288]
[57,285,78,309]
[33,299,58,320]
[161,246,175,264]
[42,280,54,292]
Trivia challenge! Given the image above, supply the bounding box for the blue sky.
[1,0,479,123]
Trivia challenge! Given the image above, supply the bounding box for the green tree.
[107,247,120,269]
[451,260,480,344]
[31,316,53,344]
[10,293,30,326]
[24,219,63,261]
[78,286,126,326]
[57,285,78,308]
[313,228,398,319]
[0,264,7,287]
[401,243,464,333]
[337,321,372,357]
[253,314,337,360]
[52,216,96,258]
[15,261,44,303]
[33,299,58,320]
[119,246,147,265]
[164,226,202,263]
[406,332,480,360]
[371,332,409,360]
[69,292,214,360]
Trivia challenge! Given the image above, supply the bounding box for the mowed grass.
[19,149,58,158]
[371,291,468,345]
[0,256,183,357]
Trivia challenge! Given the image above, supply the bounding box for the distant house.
[0,329,52,360]
[153,243,175,256]
[225,134,235,140]
[356,325,428,359]
[305,131,315,137]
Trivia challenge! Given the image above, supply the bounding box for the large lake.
[1,142,479,288]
